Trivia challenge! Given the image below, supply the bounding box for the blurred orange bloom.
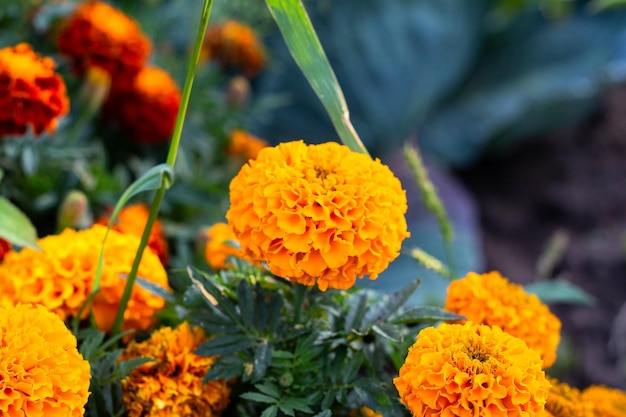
[103,66,181,144]
[203,222,245,270]
[582,385,626,417]
[0,43,69,137]
[203,20,266,77]
[226,129,268,161]
[0,238,10,262]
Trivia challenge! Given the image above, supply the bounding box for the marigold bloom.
[0,43,69,137]
[0,225,170,333]
[57,0,151,85]
[445,271,561,368]
[543,377,594,417]
[0,303,90,416]
[226,129,268,161]
[226,140,409,291]
[394,322,550,417]
[103,66,181,144]
[203,222,245,270]
[203,19,266,77]
[96,202,169,266]
[582,385,626,417]
[120,322,231,417]
[348,407,382,417]
[0,238,10,262]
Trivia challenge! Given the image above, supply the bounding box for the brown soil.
[457,85,626,389]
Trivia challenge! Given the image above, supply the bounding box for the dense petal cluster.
[96,202,169,265]
[394,322,550,417]
[203,20,266,77]
[582,385,626,417]
[226,140,410,291]
[0,238,10,262]
[57,0,151,85]
[445,271,561,368]
[103,66,181,144]
[543,377,593,417]
[0,225,170,333]
[226,129,268,161]
[0,43,69,137]
[0,303,91,416]
[203,222,245,270]
[120,322,231,417]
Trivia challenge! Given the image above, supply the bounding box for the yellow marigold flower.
[0,237,10,262]
[226,140,410,291]
[103,65,181,144]
[394,322,550,417]
[226,129,268,161]
[445,271,561,368]
[96,202,169,266]
[57,0,151,85]
[203,19,266,77]
[120,322,231,417]
[0,303,91,416]
[203,222,245,270]
[582,385,626,417]
[0,225,170,333]
[544,377,594,417]
[0,43,69,137]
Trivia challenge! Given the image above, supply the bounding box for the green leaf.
[525,280,595,306]
[360,278,421,331]
[0,197,39,249]
[252,339,273,380]
[237,279,254,328]
[126,275,175,303]
[313,411,332,417]
[204,354,244,382]
[588,0,626,12]
[260,404,279,417]
[391,306,465,325]
[256,382,281,398]
[241,392,278,404]
[344,292,369,333]
[264,0,369,155]
[372,323,402,342]
[117,357,153,378]
[195,334,254,356]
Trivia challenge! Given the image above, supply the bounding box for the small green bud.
[279,372,293,387]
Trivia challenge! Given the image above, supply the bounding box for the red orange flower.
[0,43,69,137]
[203,20,266,77]
[57,0,151,85]
[120,322,231,417]
[582,385,626,417]
[226,129,268,161]
[203,222,245,270]
[103,66,181,144]
[0,303,91,416]
[0,238,10,262]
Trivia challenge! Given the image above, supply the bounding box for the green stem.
[110,0,214,338]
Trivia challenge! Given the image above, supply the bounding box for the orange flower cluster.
[0,43,69,137]
[0,303,91,416]
[57,0,151,85]
[120,322,231,417]
[0,238,10,262]
[226,129,268,161]
[203,20,266,77]
[394,322,550,417]
[0,225,170,333]
[96,202,169,265]
[203,222,245,270]
[544,377,594,417]
[582,385,626,417]
[226,141,410,291]
[445,271,562,368]
[103,66,181,144]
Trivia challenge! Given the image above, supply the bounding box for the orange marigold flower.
[348,406,382,417]
[226,140,410,291]
[444,271,562,368]
[0,43,69,137]
[96,202,169,266]
[582,385,626,417]
[226,129,268,161]
[544,377,594,417]
[394,322,550,417]
[0,225,170,333]
[203,222,245,270]
[57,0,151,85]
[103,65,181,144]
[0,303,91,416]
[120,322,231,417]
[203,19,266,77]
[0,238,10,262]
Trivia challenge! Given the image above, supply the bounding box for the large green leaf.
[0,197,39,249]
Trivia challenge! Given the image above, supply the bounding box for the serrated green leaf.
[237,279,254,328]
[252,339,273,380]
[344,292,369,333]
[313,410,332,417]
[525,280,595,306]
[195,334,253,356]
[187,268,243,326]
[372,323,402,342]
[280,397,313,414]
[123,274,175,302]
[242,392,278,404]
[0,197,39,249]
[204,354,244,382]
[256,382,281,398]
[117,357,153,378]
[390,306,465,325]
[260,404,279,417]
[360,278,421,331]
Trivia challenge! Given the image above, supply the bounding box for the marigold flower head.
[103,65,181,144]
[0,225,170,333]
[394,322,550,417]
[120,322,231,417]
[582,385,626,417]
[57,0,151,85]
[226,140,410,291]
[0,237,10,262]
[0,303,91,416]
[544,377,594,417]
[96,202,169,266]
[0,43,69,137]
[203,19,266,77]
[445,271,562,368]
[348,406,382,417]
[203,222,245,270]
[226,129,268,161]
